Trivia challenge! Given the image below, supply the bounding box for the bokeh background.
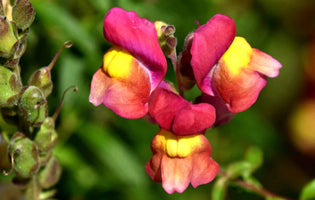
[1,0,315,199]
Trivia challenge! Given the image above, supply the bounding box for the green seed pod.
[38,151,52,167]
[19,86,47,127]
[0,134,10,170]
[14,29,28,58]
[0,65,22,107]
[12,0,35,31]
[28,41,73,98]
[25,175,41,200]
[1,107,18,125]
[34,117,57,152]
[28,67,53,97]
[8,133,40,178]
[38,156,62,189]
[0,16,18,58]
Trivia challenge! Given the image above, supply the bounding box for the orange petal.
[191,156,219,188]
[103,78,150,118]
[90,50,151,118]
[89,68,111,106]
[145,152,163,182]
[161,155,193,194]
[249,48,282,78]
[213,62,267,113]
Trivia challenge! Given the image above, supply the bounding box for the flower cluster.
[89,7,282,194]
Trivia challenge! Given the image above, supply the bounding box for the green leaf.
[226,147,264,180]
[54,144,99,189]
[212,177,228,200]
[244,146,263,171]
[58,53,86,106]
[243,176,262,189]
[266,197,286,200]
[77,123,149,187]
[90,0,111,12]
[300,179,315,200]
[31,0,101,67]
[226,161,253,179]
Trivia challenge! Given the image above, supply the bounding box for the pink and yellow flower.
[196,37,282,124]
[89,7,167,118]
[209,36,282,113]
[180,14,282,123]
[148,87,216,136]
[179,14,236,91]
[145,129,219,194]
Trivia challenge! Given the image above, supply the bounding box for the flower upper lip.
[103,7,167,89]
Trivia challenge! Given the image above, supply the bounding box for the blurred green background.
[3,0,315,199]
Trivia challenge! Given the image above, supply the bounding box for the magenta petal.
[89,68,111,106]
[196,94,236,126]
[149,88,216,135]
[103,7,167,89]
[148,88,187,130]
[191,14,236,95]
[178,33,196,90]
[172,103,216,135]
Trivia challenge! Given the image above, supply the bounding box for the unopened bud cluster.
[155,21,177,58]
[0,0,64,199]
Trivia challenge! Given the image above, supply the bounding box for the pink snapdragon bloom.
[148,87,216,136]
[179,14,236,91]
[179,14,282,124]
[196,37,282,125]
[207,37,282,113]
[145,129,219,194]
[89,7,167,118]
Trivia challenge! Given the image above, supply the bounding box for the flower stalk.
[0,1,73,199]
[218,169,293,200]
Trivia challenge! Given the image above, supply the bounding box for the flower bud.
[154,21,177,58]
[28,67,53,97]
[8,133,40,178]
[19,86,47,126]
[38,156,62,189]
[34,117,57,152]
[0,65,22,107]
[0,16,19,58]
[12,0,35,31]
[178,33,195,90]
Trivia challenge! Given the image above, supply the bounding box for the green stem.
[170,53,185,97]
[52,85,78,121]
[219,169,293,200]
